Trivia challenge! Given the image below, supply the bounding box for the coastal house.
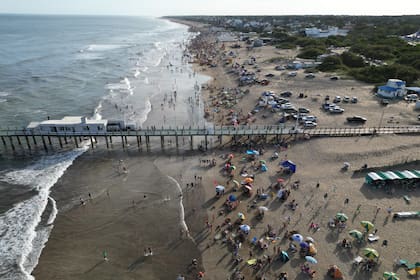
[376,79,407,99]
[401,30,420,42]
[27,116,108,133]
[304,27,349,38]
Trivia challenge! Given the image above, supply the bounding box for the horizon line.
[1,12,420,17]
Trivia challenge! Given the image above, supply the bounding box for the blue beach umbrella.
[240,224,251,233]
[299,242,309,248]
[305,256,318,264]
[228,194,237,202]
[292,233,303,242]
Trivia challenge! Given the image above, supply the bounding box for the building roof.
[378,85,397,92]
[40,116,107,126]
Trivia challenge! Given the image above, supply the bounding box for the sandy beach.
[33,19,419,280]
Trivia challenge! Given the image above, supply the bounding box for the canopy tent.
[365,170,420,185]
[281,160,297,173]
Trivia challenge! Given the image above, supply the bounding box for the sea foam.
[0,147,88,280]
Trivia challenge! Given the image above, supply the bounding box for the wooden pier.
[1,125,420,152]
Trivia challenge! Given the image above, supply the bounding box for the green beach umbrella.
[259,160,266,164]
[383,271,399,280]
[362,248,379,259]
[360,221,374,232]
[336,212,348,222]
[349,229,363,240]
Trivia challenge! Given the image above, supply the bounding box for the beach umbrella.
[336,213,348,222]
[299,242,309,248]
[277,189,284,198]
[228,194,237,202]
[228,153,234,159]
[261,164,268,172]
[230,165,236,170]
[383,272,399,280]
[305,236,315,243]
[277,178,285,183]
[258,206,269,212]
[246,150,259,155]
[243,185,252,192]
[349,229,363,240]
[238,212,245,220]
[362,248,379,259]
[292,233,303,242]
[309,243,317,255]
[215,185,225,192]
[240,224,250,233]
[247,259,257,265]
[279,251,289,262]
[360,221,375,232]
[259,160,266,164]
[244,177,254,184]
[305,256,318,264]
[232,180,240,188]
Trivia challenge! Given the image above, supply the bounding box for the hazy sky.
[1,0,419,16]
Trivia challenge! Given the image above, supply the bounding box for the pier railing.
[1,125,420,137]
[1,125,420,152]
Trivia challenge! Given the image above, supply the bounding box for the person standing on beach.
[103,250,108,261]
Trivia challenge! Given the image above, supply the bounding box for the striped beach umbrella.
[383,271,399,280]
[336,212,348,222]
[360,221,375,232]
[362,248,379,259]
[349,229,363,240]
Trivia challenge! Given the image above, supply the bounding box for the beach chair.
[367,234,380,243]
[353,256,363,266]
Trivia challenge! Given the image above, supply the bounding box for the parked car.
[302,115,317,122]
[333,96,341,103]
[343,96,350,103]
[322,103,332,111]
[329,106,344,113]
[288,71,297,77]
[305,73,316,79]
[280,91,292,97]
[330,76,339,80]
[351,97,358,103]
[298,107,310,113]
[325,95,330,101]
[303,121,317,128]
[347,116,367,123]
[405,94,418,101]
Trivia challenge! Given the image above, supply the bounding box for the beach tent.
[281,160,297,173]
[365,172,384,184]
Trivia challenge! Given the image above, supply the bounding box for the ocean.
[0,15,209,279]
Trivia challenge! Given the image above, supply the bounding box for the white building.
[305,27,349,38]
[376,79,407,99]
[27,116,108,133]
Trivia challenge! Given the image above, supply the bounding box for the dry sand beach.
[33,19,419,280]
